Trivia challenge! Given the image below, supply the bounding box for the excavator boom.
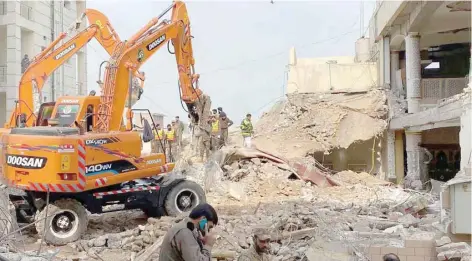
[7,9,145,128]
[96,1,210,132]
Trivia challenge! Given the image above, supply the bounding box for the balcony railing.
[20,3,32,20]
[0,65,6,83]
[420,77,468,110]
[0,1,6,15]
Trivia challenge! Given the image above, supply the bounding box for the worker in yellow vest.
[210,115,220,151]
[165,124,176,162]
[152,124,165,154]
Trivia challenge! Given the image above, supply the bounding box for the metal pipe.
[50,0,55,101]
[127,3,175,46]
[96,61,109,85]
[128,69,132,111]
[60,0,65,96]
[127,17,159,47]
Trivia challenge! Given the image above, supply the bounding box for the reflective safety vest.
[166,129,175,141]
[154,129,164,140]
[211,120,219,133]
[240,118,253,137]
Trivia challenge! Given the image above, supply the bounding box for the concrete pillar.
[77,51,87,95]
[390,51,400,92]
[460,46,472,170]
[286,47,298,94]
[405,33,421,114]
[383,36,391,87]
[386,131,396,180]
[405,131,423,189]
[6,24,21,118]
[395,131,405,184]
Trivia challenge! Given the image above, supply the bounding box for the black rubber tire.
[164,180,206,217]
[35,198,88,246]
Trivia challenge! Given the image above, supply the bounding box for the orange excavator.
[1,0,208,245]
[4,8,145,129]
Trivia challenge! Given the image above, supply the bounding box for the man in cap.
[237,226,271,261]
[217,107,223,117]
[159,203,219,261]
[218,112,233,146]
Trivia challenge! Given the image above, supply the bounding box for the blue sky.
[86,0,375,124]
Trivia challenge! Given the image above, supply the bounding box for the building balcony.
[369,0,406,42]
[420,77,468,111]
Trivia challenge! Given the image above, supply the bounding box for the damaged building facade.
[253,44,388,174]
[259,1,472,187]
[370,0,471,188]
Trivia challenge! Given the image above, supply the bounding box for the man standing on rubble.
[159,203,218,261]
[175,116,185,147]
[219,112,233,146]
[199,116,212,161]
[210,115,220,151]
[152,124,165,154]
[241,113,254,148]
[237,227,271,261]
[166,123,175,162]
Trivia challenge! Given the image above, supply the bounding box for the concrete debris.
[253,89,388,158]
[435,236,452,247]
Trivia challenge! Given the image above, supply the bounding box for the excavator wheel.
[164,180,206,216]
[35,198,88,246]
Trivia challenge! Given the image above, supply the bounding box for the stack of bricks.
[366,237,438,261]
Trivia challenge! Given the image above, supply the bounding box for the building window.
[0,1,6,15]
[20,3,33,21]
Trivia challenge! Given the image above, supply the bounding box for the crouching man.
[159,203,219,261]
[237,227,271,261]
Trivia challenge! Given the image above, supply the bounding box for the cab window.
[52,104,80,127]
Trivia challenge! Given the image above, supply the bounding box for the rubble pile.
[253,90,388,158]
[71,216,179,256]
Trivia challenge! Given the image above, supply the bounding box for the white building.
[0,0,87,126]
[368,1,471,187]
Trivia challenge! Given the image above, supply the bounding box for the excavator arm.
[96,1,210,132]
[7,9,145,128]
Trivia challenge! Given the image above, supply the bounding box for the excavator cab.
[48,96,100,129]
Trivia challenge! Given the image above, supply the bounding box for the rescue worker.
[237,227,271,261]
[17,113,26,128]
[152,124,165,154]
[199,115,212,162]
[89,90,96,96]
[166,124,175,162]
[159,203,218,261]
[175,116,185,147]
[210,115,220,151]
[240,113,254,148]
[211,109,218,117]
[21,54,30,73]
[219,112,233,146]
